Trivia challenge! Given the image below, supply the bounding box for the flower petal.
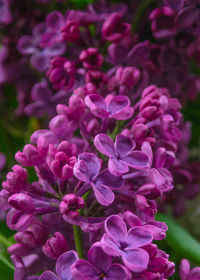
[94,134,115,157]
[108,157,129,176]
[31,82,52,102]
[71,259,97,280]
[88,242,112,272]
[115,135,135,158]
[95,169,124,189]
[85,94,108,119]
[107,264,129,280]
[30,52,50,72]
[108,96,133,120]
[127,227,153,248]
[93,182,114,206]
[123,151,149,169]
[105,215,127,242]
[56,250,78,280]
[101,233,121,257]
[40,271,59,280]
[122,248,149,272]
[74,153,101,182]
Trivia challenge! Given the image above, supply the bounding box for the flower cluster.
[1,78,182,279]
[0,0,200,279]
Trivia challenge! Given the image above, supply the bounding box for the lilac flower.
[60,194,84,219]
[149,7,177,39]
[101,215,153,272]
[61,20,80,42]
[73,153,124,206]
[123,210,168,240]
[102,13,131,43]
[40,250,78,280]
[71,242,129,280]
[24,81,68,117]
[42,232,68,260]
[85,94,134,120]
[79,48,103,70]
[47,57,76,90]
[179,259,200,280]
[94,134,149,176]
[40,11,65,47]
[18,23,66,72]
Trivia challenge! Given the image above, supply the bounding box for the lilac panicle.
[1,1,198,279]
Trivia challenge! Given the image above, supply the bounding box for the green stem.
[73,225,85,259]
[132,0,155,33]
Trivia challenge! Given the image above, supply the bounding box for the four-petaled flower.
[94,134,149,176]
[71,242,129,280]
[73,153,124,206]
[101,215,153,272]
[85,94,134,120]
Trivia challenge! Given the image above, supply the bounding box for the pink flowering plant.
[1,0,200,280]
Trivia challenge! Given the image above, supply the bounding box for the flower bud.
[8,193,34,213]
[61,20,80,41]
[15,222,48,248]
[23,144,43,165]
[79,48,103,70]
[42,232,68,260]
[60,194,84,218]
[2,165,28,193]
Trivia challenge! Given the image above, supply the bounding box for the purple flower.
[40,11,65,47]
[94,134,149,176]
[149,7,177,39]
[73,153,124,206]
[40,250,78,280]
[71,242,129,280]
[101,215,153,272]
[47,57,76,90]
[2,165,28,193]
[8,193,34,214]
[79,48,103,70]
[18,23,66,72]
[179,259,200,280]
[42,232,68,260]
[61,20,80,42]
[85,94,134,120]
[102,13,131,43]
[24,81,68,117]
[60,194,85,219]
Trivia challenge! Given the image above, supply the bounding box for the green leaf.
[157,213,200,265]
